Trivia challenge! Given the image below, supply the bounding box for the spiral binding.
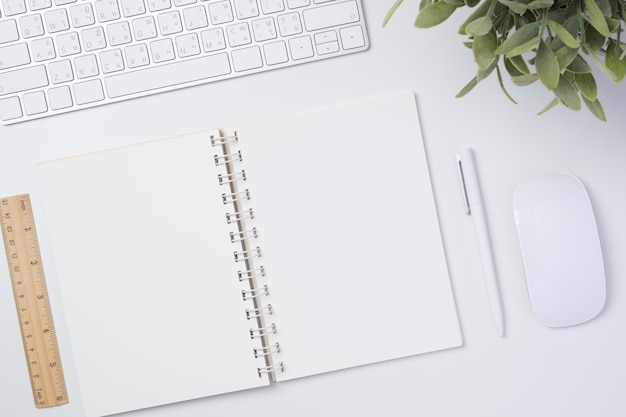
[211,130,283,378]
[222,190,250,205]
[226,209,254,224]
[238,266,265,281]
[254,342,280,358]
[258,363,284,376]
[214,151,242,166]
[242,284,269,301]
[249,323,276,339]
[230,228,257,243]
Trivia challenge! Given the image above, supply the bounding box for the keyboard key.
[175,33,200,57]
[82,26,107,51]
[107,21,132,45]
[57,31,81,56]
[150,38,174,62]
[1,0,27,16]
[252,17,277,42]
[173,0,195,6]
[157,10,182,35]
[22,90,48,115]
[277,11,301,36]
[120,0,147,17]
[339,24,363,49]
[100,48,125,72]
[232,45,262,71]
[0,19,19,44]
[207,0,233,25]
[49,59,74,83]
[104,53,231,98]
[0,43,30,70]
[31,37,56,61]
[95,0,122,22]
[132,16,157,40]
[302,0,359,31]
[0,96,23,120]
[19,14,45,38]
[182,5,208,30]
[29,0,52,11]
[124,43,150,68]
[0,65,48,96]
[44,9,70,33]
[286,0,309,8]
[147,0,171,12]
[288,35,313,60]
[261,0,284,14]
[226,22,251,47]
[70,3,96,27]
[74,54,99,78]
[48,85,73,110]
[263,40,287,65]
[233,0,260,19]
[73,79,104,104]
[200,27,225,52]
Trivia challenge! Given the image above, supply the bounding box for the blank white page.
[36,133,268,417]
[233,91,462,380]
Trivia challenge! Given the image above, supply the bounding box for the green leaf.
[420,0,433,10]
[584,0,611,37]
[584,25,606,52]
[496,65,518,104]
[567,54,592,73]
[582,96,607,121]
[606,18,621,33]
[594,0,612,16]
[465,0,481,6]
[527,0,554,9]
[537,98,560,115]
[574,72,598,100]
[547,20,580,48]
[473,30,497,70]
[465,16,493,36]
[555,75,581,110]
[511,73,539,85]
[605,41,626,82]
[498,0,528,14]
[477,58,498,81]
[456,77,478,97]
[459,0,492,34]
[555,46,579,70]
[495,22,540,56]
[504,57,524,76]
[586,49,618,81]
[536,39,560,90]
[508,55,531,74]
[415,2,458,28]
[383,0,405,27]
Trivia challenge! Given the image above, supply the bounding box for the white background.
[2,1,626,416]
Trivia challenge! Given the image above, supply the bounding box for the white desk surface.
[2,1,626,416]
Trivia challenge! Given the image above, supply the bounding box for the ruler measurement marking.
[1,194,68,408]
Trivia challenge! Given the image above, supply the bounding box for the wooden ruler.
[1,194,68,408]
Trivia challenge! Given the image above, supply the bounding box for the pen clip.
[456,155,471,216]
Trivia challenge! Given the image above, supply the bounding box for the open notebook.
[36,91,462,417]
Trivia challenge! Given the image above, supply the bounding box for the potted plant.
[384,0,626,120]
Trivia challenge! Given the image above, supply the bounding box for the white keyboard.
[0,0,368,125]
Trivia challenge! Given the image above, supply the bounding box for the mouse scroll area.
[513,173,606,327]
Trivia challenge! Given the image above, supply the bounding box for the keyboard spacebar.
[104,53,231,99]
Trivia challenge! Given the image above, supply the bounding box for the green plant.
[384,0,626,120]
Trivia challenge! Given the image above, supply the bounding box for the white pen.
[456,148,505,337]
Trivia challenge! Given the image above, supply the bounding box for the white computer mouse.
[513,173,606,327]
